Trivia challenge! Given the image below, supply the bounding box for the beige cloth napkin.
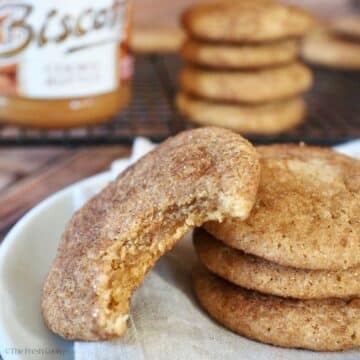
[74,138,360,360]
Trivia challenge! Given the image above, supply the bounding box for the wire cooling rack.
[0,54,358,146]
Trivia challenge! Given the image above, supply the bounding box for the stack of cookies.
[193,144,360,351]
[176,1,315,135]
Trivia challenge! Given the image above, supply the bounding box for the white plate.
[0,172,109,360]
[1,141,359,360]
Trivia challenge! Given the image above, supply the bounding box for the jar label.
[0,0,132,99]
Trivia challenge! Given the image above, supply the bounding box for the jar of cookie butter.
[0,0,132,128]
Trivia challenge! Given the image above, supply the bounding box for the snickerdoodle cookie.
[42,127,260,341]
[205,144,360,270]
[331,16,360,41]
[182,1,314,43]
[194,229,360,299]
[176,92,305,134]
[180,63,313,104]
[302,28,360,70]
[193,267,360,351]
[181,39,300,69]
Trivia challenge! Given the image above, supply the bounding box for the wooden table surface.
[0,146,130,243]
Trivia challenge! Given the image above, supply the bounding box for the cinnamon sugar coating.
[41,127,260,340]
[193,267,360,351]
[182,1,314,43]
[205,144,360,270]
[180,63,313,104]
[194,229,360,299]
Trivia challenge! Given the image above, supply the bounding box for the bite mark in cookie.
[41,127,260,340]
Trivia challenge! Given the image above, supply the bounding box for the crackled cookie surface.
[180,63,313,104]
[182,1,314,43]
[193,268,360,351]
[181,39,300,69]
[205,144,360,270]
[194,229,360,299]
[176,92,305,134]
[42,127,260,341]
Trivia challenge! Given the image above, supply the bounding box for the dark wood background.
[0,147,130,242]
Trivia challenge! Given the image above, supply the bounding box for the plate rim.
[0,171,109,360]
